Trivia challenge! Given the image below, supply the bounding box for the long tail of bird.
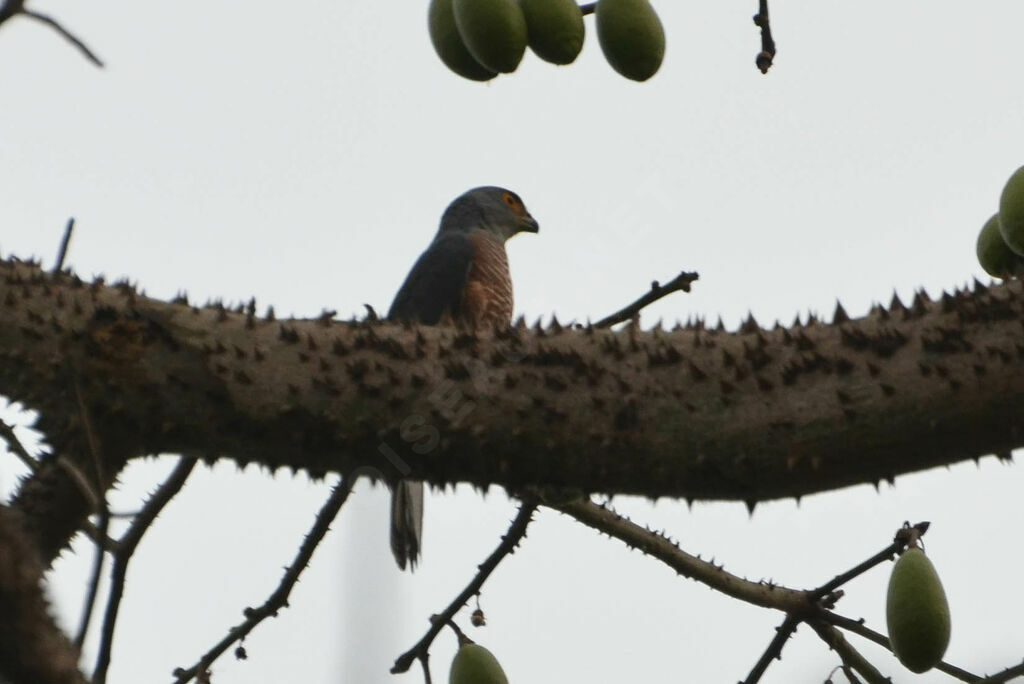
[390,480,424,570]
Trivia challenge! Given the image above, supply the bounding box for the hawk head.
[437,186,539,242]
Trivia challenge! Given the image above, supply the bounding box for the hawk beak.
[519,214,539,233]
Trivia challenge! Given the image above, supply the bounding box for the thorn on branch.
[0,418,38,470]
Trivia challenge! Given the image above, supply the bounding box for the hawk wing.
[387,232,475,324]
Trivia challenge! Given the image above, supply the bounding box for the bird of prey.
[387,186,539,570]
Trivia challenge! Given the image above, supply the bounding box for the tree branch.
[808,620,889,684]
[1,259,1023,563]
[0,418,37,469]
[593,269,698,328]
[172,475,355,684]
[0,504,87,684]
[20,9,103,67]
[821,611,979,682]
[92,456,196,684]
[392,501,539,674]
[53,217,75,274]
[741,614,800,684]
[556,499,811,611]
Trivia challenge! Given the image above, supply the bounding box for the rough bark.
[0,257,1021,562]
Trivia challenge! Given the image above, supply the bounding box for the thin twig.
[976,662,1024,684]
[0,419,37,469]
[809,540,901,602]
[841,665,864,684]
[808,620,889,684]
[53,217,74,274]
[821,611,980,682]
[741,613,800,684]
[752,0,776,74]
[419,654,433,684]
[74,505,108,650]
[172,475,354,684]
[392,502,539,674]
[74,378,106,504]
[93,457,196,684]
[79,519,118,552]
[20,10,103,67]
[593,270,699,328]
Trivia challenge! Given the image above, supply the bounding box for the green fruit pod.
[428,0,498,81]
[999,165,1024,255]
[449,642,509,684]
[452,0,529,73]
[595,0,666,81]
[977,213,1024,279]
[886,547,951,674]
[519,0,585,65]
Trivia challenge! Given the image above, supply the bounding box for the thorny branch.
[556,506,991,682]
[92,456,196,683]
[741,614,800,684]
[172,475,355,684]
[392,502,539,675]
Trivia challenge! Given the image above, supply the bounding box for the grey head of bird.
[435,186,539,242]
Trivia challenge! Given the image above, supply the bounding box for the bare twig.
[808,620,889,684]
[821,611,980,682]
[74,506,108,650]
[54,455,102,511]
[976,662,1024,684]
[809,542,900,602]
[811,521,929,604]
[93,457,196,684]
[741,614,800,684]
[21,10,103,67]
[419,653,433,684]
[79,519,117,552]
[53,217,75,274]
[841,665,864,684]
[392,502,539,674]
[172,475,354,684]
[593,270,699,328]
[752,0,776,74]
[0,419,38,469]
[73,379,106,504]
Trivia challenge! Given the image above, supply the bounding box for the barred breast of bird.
[462,230,514,327]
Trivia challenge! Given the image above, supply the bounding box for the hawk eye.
[502,192,519,209]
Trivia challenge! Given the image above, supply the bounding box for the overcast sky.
[2,1,1023,682]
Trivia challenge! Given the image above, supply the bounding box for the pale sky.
[2,1,1023,682]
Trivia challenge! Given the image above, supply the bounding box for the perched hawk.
[387,186,539,570]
